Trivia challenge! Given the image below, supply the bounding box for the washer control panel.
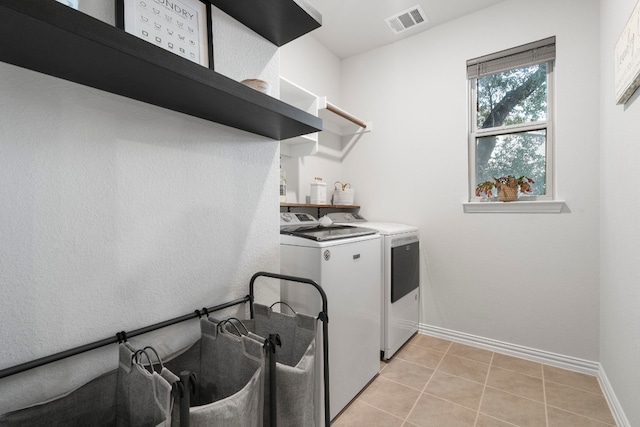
[280,212,318,227]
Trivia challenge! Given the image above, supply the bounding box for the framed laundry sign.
[116,0,214,69]
[55,0,78,9]
[615,0,640,105]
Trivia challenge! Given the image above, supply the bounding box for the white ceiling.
[306,0,507,59]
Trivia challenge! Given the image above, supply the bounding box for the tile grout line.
[544,378,607,396]
[351,399,406,424]
[376,374,433,394]
[444,347,494,366]
[394,356,487,387]
[473,351,495,427]
[402,341,453,424]
[378,366,510,414]
[490,363,545,381]
[545,404,618,426]
[394,354,446,372]
[479,414,521,427]
[482,384,549,405]
[542,365,617,425]
[542,364,549,427]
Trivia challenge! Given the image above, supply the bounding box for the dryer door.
[391,240,419,303]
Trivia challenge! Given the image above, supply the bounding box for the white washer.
[279,212,381,423]
[327,212,420,360]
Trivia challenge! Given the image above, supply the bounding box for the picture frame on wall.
[116,0,214,69]
[614,0,640,105]
[56,0,79,9]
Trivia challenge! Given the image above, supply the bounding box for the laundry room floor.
[331,334,616,427]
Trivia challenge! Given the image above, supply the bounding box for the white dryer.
[327,212,420,360]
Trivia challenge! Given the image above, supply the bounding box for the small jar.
[310,177,327,204]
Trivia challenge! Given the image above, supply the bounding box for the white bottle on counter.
[310,177,327,204]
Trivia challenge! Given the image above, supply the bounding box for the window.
[468,37,555,201]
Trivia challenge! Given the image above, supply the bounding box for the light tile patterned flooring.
[332,334,616,427]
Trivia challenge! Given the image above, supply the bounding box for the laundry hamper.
[162,318,265,427]
[0,343,174,427]
[248,271,331,427]
[215,302,317,427]
[0,370,118,427]
[116,343,175,427]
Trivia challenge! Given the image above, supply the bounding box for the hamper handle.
[132,345,164,374]
[269,301,297,315]
[249,272,328,322]
[142,346,164,372]
[217,317,249,336]
[133,348,157,374]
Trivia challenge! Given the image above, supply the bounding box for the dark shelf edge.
[0,0,322,140]
[209,0,321,46]
[281,203,361,209]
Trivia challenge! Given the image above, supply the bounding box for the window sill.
[463,200,566,213]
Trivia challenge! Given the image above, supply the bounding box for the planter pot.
[497,186,518,202]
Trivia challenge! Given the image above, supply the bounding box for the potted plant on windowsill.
[475,175,534,202]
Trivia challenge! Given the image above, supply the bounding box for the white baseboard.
[419,323,599,374]
[419,323,630,427]
[598,364,631,427]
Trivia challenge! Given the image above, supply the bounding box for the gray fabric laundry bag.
[116,343,174,427]
[162,318,264,427]
[218,303,317,427]
[0,369,117,427]
[0,344,174,427]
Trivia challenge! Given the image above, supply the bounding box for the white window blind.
[467,36,556,79]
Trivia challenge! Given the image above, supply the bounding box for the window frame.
[467,38,556,203]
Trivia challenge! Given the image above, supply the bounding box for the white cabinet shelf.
[280,77,319,156]
[279,77,372,156]
[318,97,372,136]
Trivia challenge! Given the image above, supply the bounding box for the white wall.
[0,2,281,413]
[280,37,352,204]
[600,0,640,425]
[285,0,602,361]
[281,35,342,103]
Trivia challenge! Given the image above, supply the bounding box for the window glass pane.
[475,130,546,195]
[476,63,547,129]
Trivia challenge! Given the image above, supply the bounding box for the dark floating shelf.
[210,0,321,46]
[0,0,322,141]
[281,203,361,209]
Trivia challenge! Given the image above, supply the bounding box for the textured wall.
[0,2,281,413]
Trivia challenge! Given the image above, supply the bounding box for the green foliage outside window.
[475,63,548,196]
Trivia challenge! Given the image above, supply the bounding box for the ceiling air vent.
[385,5,427,35]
